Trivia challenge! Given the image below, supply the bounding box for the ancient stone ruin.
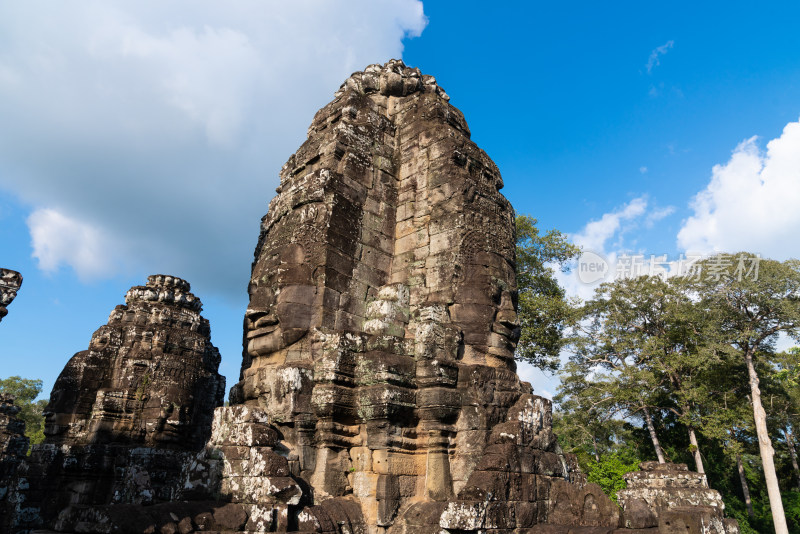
[217,58,613,534]
[2,61,738,534]
[43,274,224,449]
[617,462,738,533]
[10,275,225,531]
[0,394,29,533]
[0,268,22,323]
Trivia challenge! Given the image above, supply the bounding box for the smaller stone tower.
[12,275,225,532]
[618,462,740,533]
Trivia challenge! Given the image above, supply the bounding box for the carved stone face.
[453,251,520,365]
[43,351,95,440]
[245,203,326,359]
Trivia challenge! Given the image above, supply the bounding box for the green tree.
[700,371,758,519]
[771,347,800,490]
[514,215,580,372]
[565,277,675,463]
[0,375,47,449]
[630,277,721,473]
[556,256,800,533]
[688,254,800,534]
[554,389,634,463]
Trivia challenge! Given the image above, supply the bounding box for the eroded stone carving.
[44,274,224,448]
[11,275,225,531]
[617,462,740,534]
[0,394,29,533]
[215,59,614,534]
[0,268,22,323]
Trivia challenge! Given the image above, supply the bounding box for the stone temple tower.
[219,59,737,534]
[226,59,603,531]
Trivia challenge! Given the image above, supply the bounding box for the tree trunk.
[785,427,800,490]
[592,434,601,462]
[642,406,666,463]
[745,348,788,534]
[737,452,755,518]
[687,426,706,484]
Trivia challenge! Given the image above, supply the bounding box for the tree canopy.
[514,214,580,372]
[554,255,800,533]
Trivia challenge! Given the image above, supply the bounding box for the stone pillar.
[425,430,453,501]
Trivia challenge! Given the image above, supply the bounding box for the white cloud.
[645,206,675,228]
[677,119,800,259]
[646,40,674,74]
[550,197,648,305]
[27,208,116,281]
[553,197,676,303]
[572,196,648,253]
[0,1,427,296]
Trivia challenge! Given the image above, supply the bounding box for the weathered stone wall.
[10,275,225,532]
[0,268,22,323]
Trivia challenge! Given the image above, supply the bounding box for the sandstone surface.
[10,275,225,531]
[0,268,22,323]
[0,394,29,533]
[617,462,740,534]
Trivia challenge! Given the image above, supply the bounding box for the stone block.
[439,500,487,530]
[622,498,658,529]
[349,447,372,471]
[372,450,422,476]
[244,504,277,532]
[212,503,247,531]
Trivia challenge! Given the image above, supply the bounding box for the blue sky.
[2,1,800,400]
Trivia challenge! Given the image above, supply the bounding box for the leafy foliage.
[782,491,800,533]
[584,450,641,502]
[514,215,580,372]
[725,498,761,534]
